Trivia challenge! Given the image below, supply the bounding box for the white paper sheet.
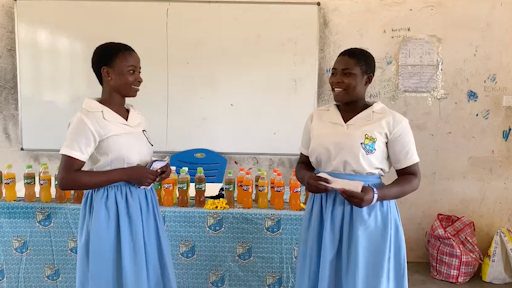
[317,173,364,193]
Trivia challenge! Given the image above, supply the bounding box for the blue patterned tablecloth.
[0,202,304,288]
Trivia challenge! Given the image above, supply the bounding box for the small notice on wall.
[398,37,440,93]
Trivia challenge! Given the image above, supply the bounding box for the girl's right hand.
[122,166,160,187]
[305,173,331,194]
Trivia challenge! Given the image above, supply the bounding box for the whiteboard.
[15,1,319,154]
[15,1,169,151]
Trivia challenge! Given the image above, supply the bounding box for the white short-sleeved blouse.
[300,102,419,175]
[60,98,153,171]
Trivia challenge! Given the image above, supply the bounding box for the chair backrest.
[170,148,227,183]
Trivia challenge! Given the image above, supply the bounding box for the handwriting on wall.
[503,127,511,142]
[385,27,411,39]
[484,74,497,85]
[467,90,478,103]
[476,109,490,120]
[484,86,508,93]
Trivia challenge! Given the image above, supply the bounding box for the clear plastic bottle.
[178,169,189,207]
[224,171,236,208]
[4,164,17,202]
[254,168,262,204]
[24,165,36,202]
[236,168,246,204]
[39,165,52,203]
[257,171,269,209]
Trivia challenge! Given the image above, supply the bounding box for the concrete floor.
[408,263,500,287]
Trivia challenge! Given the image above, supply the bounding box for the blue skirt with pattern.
[295,172,408,288]
[76,182,178,288]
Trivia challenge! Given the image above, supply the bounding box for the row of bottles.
[0,164,83,204]
[231,168,303,211]
[153,166,207,208]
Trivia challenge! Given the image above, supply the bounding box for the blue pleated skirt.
[295,172,408,288]
[76,182,178,288]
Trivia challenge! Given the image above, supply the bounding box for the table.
[0,201,304,288]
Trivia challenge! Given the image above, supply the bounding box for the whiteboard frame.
[14,0,320,156]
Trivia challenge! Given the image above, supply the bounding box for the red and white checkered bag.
[426,214,483,284]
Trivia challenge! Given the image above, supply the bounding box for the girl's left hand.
[338,186,374,208]
[156,163,171,183]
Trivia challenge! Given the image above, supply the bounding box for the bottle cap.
[6,164,12,169]
[239,167,245,172]
[227,170,233,175]
[273,168,279,173]
[246,171,252,176]
[257,168,263,173]
[180,168,186,174]
[277,172,283,177]
[197,167,204,174]
[261,171,267,177]
[26,164,32,169]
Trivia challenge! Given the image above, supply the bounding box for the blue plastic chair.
[170,148,227,183]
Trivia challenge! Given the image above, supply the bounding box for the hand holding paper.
[316,173,364,192]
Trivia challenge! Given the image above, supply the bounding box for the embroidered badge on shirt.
[361,134,377,155]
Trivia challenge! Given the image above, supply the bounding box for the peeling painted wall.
[1,0,512,262]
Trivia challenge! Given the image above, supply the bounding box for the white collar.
[322,101,386,125]
[82,98,142,127]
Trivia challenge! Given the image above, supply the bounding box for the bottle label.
[153,183,162,190]
[270,183,275,189]
[292,187,301,193]
[224,183,235,191]
[39,179,50,186]
[163,183,174,190]
[275,186,284,193]
[24,177,36,185]
[195,183,206,191]
[4,178,15,185]
[237,181,243,187]
[258,186,267,193]
[242,185,251,192]
[177,182,188,190]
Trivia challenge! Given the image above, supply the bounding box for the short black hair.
[91,42,135,85]
[338,48,376,76]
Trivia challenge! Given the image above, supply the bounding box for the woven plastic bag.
[481,227,512,284]
[426,214,483,284]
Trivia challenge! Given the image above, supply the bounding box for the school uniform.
[60,98,177,288]
[295,101,419,288]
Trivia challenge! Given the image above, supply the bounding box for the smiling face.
[102,52,143,98]
[329,55,373,104]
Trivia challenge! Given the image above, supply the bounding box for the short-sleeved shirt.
[60,98,153,171]
[300,102,419,175]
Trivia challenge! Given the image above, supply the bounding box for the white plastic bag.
[481,227,512,284]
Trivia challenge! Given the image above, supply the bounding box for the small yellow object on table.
[204,199,230,210]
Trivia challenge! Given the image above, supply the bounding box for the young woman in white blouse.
[57,42,178,288]
[295,48,421,288]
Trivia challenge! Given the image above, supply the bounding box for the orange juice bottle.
[177,169,189,207]
[257,171,269,209]
[162,168,177,207]
[39,165,52,203]
[4,164,17,202]
[24,165,36,202]
[242,171,253,209]
[73,190,84,204]
[154,182,163,205]
[170,166,178,204]
[236,168,245,204]
[195,167,206,208]
[289,170,302,211]
[54,166,67,203]
[274,172,285,210]
[184,167,191,202]
[254,168,262,204]
[224,171,236,208]
[270,169,279,206]
[0,168,3,200]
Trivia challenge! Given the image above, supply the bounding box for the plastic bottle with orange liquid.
[242,171,253,209]
[177,169,189,207]
[195,167,206,208]
[170,167,178,204]
[4,164,17,202]
[254,168,262,204]
[39,165,52,203]
[0,167,3,201]
[73,190,84,204]
[289,170,302,211]
[236,168,245,204]
[24,165,36,202]
[54,166,67,203]
[162,167,177,207]
[154,182,163,205]
[274,172,285,210]
[270,169,279,206]
[257,171,269,209]
[224,171,236,208]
